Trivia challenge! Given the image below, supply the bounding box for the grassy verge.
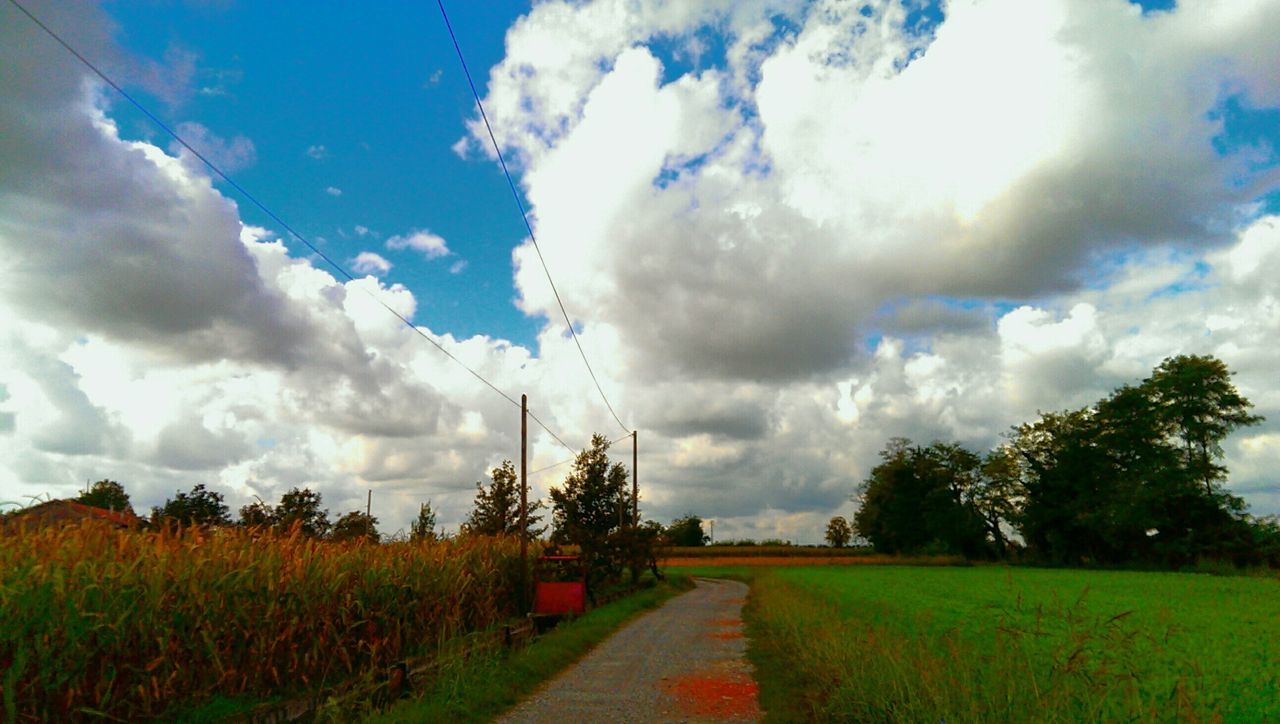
[737,566,1280,722]
[367,573,694,723]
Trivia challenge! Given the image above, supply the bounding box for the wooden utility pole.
[632,431,638,527]
[366,489,372,539]
[520,394,528,607]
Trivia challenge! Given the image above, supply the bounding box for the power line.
[435,0,631,435]
[528,431,634,476]
[5,0,580,456]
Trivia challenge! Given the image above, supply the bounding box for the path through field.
[499,578,761,723]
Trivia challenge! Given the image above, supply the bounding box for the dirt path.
[498,578,762,723]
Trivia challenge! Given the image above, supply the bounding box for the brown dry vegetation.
[0,518,533,721]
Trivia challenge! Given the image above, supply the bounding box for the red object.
[534,581,586,615]
[532,554,587,615]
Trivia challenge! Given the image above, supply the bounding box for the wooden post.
[520,394,528,609]
[632,431,638,527]
[366,489,372,540]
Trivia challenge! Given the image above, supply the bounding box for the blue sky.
[3,0,1279,541]
[106,1,544,348]
[100,0,1277,359]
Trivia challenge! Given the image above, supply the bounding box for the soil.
[498,578,761,723]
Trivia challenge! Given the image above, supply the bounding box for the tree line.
[851,355,1280,567]
[57,434,705,585]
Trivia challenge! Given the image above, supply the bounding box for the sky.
[1,0,1278,544]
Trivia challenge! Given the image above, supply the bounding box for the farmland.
[699,565,1280,722]
[0,518,533,721]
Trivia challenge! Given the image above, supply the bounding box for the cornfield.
[0,519,532,721]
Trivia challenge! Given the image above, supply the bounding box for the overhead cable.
[434,0,631,435]
[6,0,580,456]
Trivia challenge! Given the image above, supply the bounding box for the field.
[661,545,966,568]
[702,565,1280,722]
[0,519,531,721]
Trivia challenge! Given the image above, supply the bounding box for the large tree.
[549,434,633,582]
[410,501,441,542]
[238,499,276,529]
[274,487,331,538]
[1145,355,1263,495]
[331,510,380,543]
[76,480,133,514]
[1011,355,1262,565]
[464,460,545,538]
[150,484,231,527]
[825,516,852,548]
[666,514,709,547]
[853,440,990,557]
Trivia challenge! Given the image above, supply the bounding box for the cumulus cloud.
[171,121,256,173]
[479,0,1280,384]
[325,186,342,196]
[307,144,329,160]
[2,0,1279,545]
[386,229,451,259]
[351,251,392,277]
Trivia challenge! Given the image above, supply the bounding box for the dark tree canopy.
[274,487,331,538]
[331,510,380,543]
[844,354,1267,567]
[411,501,440,542]
[666,514,709,546]
[76,480,133,514]
[150,484,231,527]
[550,433,634,582]
[238,499,276,528]
[853,439,991,557]
[464,460,545,538]
[825,516,852,548]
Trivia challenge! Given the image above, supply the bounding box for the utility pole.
[520,394,528,610]
[632,431,638,527]
[366,489,372,540]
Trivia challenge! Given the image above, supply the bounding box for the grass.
[368,572,694,723]
[0,518,532,721]
[686,565,1280,722]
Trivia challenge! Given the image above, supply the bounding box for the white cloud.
[307,144,329,160]
[449,259,468,275]
[386,229,450,259]
[351,252,392,277]
[3,0,1279,546]
[171,121,256,173]
[325,186,342,196]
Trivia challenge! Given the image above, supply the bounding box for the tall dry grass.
[0,519,530,721]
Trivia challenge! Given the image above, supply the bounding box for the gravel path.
[498,578,762,723]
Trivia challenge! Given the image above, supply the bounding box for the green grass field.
[686,565,1280,722]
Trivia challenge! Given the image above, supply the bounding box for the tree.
[76,480,133,514]
[853,439,991,557]
[331,510,380,543]
[274,487,330,538]
[971,447,1024,556]
[825,516,852,547]
[549,433,633,583]
[464,460,545,538]
[150,484,231,527]
[666,514,709,546]
[410,501,440,542]
[1009,355,1263,566]
[238,499,276,529]
[1145,355,1263,495]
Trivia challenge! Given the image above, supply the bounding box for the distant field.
[692,565,1280,721]
[661,546,965,567]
